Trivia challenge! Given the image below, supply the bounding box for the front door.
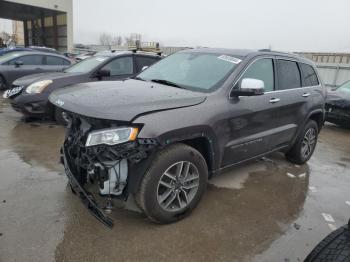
[221,57,282,167]
[7,54,45,84]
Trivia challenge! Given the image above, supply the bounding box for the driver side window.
[101,56,133,76]
[241,58,274,92]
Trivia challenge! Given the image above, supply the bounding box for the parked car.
[0,46,60,56]
[49,48,326,226]
[305,218,350,261]
[5,51,161,123]
[27,46,61,55]
[74,52,96,62]
[0,47,33,56]
[326,80,350,128]
[0,51,71,90]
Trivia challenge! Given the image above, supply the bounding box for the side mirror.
[15,60,23,67]
[231,78,265,97]
[141,66,148,71]
[96,69,111,78]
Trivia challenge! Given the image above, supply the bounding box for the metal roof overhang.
[0,1,64,21]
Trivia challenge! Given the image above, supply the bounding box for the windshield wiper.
[150,79,186,89]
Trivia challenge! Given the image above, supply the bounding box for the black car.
[305,218,350,261]
[49,48,326,226]
[5,51,161,122]
[0,51,71,90]
[326,80,350,128]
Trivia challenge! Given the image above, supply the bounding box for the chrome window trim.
[264,84,321,94]
[228,56,321,99]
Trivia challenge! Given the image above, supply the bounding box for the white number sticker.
[218,55,242,64]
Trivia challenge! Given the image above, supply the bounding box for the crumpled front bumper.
[61,146,114,228]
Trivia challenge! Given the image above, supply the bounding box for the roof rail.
[259,49,271,52]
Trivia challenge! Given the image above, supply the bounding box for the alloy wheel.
[157,161,200,212]
[301,127,317,159]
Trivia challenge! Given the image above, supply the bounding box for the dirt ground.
[0,96,349,262]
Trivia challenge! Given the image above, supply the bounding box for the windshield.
[64,56,109,73]
[337,81,350,93]
[0,52,22,64]
[137,52,240,92]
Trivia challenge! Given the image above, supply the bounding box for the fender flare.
[290,109,325,147]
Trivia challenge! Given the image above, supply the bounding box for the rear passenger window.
[240,58,274,92]
[276,60,301,90]
[46,56,66,65]
[300,63,319,86]
[135,56,159,72]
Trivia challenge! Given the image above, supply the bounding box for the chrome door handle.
[302,93,311,97]
[269,98,280,104]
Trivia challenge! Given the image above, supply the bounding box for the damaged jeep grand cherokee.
[49,48,326,226]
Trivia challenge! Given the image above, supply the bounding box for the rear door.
[299,62,324,116]
[270,58,307,147]
[6,54,45,84]
[45,55,71,72]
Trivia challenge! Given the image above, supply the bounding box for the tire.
[0,75,6,90]
[135,143,208,224]
[286,120,319,165]
[54,107,67,126]
[304,221,350,262]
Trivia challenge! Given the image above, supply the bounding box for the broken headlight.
[85,127,138,147]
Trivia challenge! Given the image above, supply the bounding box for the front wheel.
[135,143,208,224]
[286,120,319,165]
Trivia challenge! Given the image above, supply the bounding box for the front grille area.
[63,113,158,185]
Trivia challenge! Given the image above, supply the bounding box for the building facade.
[0,0,73,51]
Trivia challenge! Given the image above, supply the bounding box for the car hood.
[13,72,84,86]
[326,91,350,109]
[49,79,207,121]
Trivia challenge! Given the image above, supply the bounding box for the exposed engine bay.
[61,112,158,226]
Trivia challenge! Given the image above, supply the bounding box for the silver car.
[0,51,71,90]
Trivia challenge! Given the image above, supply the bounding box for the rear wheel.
[286,120,318,165]
[135,143,208,223]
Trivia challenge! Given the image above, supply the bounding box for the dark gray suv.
[50,48,326,226]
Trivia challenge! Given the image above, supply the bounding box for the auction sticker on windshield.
[218,55,242,64]
[3,86,24,98]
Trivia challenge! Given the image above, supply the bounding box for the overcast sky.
[67,0,350,52]
[1,1,349,52]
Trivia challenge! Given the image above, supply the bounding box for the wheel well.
[181,137,213,173]
[309,112,324,131]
